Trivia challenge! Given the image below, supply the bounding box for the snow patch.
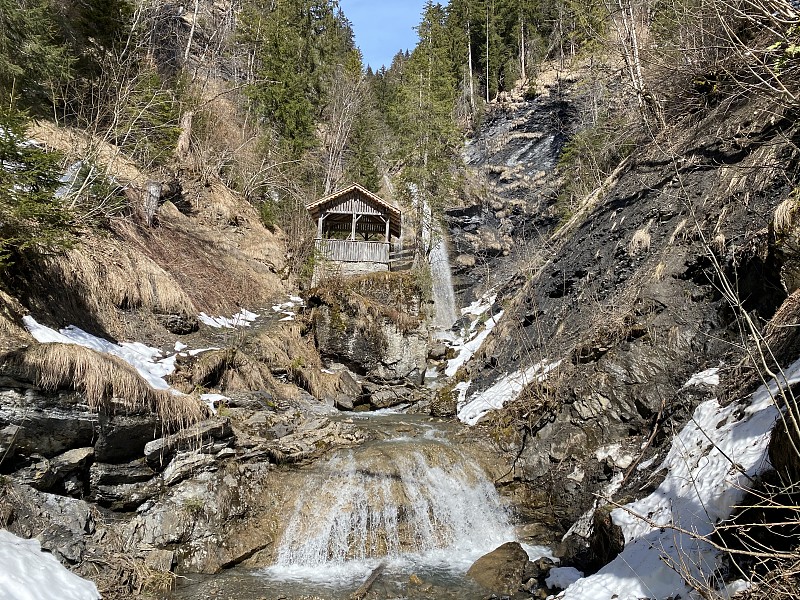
[546,567,584,590]
[198,308,259,329]
[0,529,100,600]
[23,316,176,390]
[457,361,560,426]
[560,358,800,600]
[683,367,720,388]
[445,310,504,377]
[200,393,229,415]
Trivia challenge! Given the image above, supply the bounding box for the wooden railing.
[315,239,390,263]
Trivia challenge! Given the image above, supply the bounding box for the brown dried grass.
[48,236,196,317]
[112,192,286,314]
[0,343,205,428]
[774,194,800,235]
[0,290,31,352]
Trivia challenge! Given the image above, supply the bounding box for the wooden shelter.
[306,184,402,276]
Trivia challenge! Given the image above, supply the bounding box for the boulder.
[369,387,412,410]
[0,387,97,457]
[156,313,199,335]
[466,541,529,594]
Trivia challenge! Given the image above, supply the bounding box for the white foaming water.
[266,441,515,585]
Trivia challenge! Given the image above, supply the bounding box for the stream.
[171,414,549,600]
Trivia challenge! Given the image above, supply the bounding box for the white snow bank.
[200,393,229,416]
[198,308,259,329]
[560,358,800,600]
[457,360,560,426]
[23,316,175,390]
[546,566,584,590]
[445,310,505,377]
[683,367,720,388]
[0,530,100,600]
[461,293,497,317]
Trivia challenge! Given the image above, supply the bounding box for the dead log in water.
[349,562,386,600]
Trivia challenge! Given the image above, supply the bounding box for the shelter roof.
[306,184,402,236]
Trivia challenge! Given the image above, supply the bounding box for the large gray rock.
[95,412,159,463]
[368,386,412,410]
[0,386,97,457]
[313,306,427,383]
[1,483,95,565]
[466,541,530,595]
[144,419,232,469]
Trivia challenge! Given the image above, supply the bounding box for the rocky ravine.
[443,65,800,572]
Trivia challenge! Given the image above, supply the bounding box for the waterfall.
[429,234,459,331]
[271,440,515,572]
[412,185,458,332]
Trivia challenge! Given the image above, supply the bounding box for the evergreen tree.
[0,0,74,110]
[0,103,73,268]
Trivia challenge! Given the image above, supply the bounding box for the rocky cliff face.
[446,66,800,563]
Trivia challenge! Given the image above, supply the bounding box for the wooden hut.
[306,184,402,279]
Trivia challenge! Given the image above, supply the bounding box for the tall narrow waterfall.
[429,234,459,331]
[272,440,514,570]
[415,187,458,331]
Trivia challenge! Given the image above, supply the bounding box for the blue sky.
[339,0,428,70]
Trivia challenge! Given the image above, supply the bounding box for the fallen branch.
[349,562,386,600]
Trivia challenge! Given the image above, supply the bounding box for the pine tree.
[0,0,74,110]
[0,102,73,268]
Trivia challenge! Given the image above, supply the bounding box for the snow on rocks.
[0,529,100,600]
[23,316,176,390]
[198,308,259,329]
[546,566,584,591]
[272,295,305,322]
[200,393,229,416]
[558,358,800,600]
[445,311,505,377]
[682,367,720,388]
[457,360,561,426]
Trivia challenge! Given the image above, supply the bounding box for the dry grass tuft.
[0,290,31,352]
[49,238,196,317]
[627,221,652,256]
[0,343,205,428]
[712,233,726,255]
[774,193,800,234]
[669,218,688,245]
[312,271,423,335]
[653,261,667,281]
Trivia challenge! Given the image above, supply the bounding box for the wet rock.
[466,541,529,595]
[369,387,411,410]
[156,313,199,335]
[144,419,232,469]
